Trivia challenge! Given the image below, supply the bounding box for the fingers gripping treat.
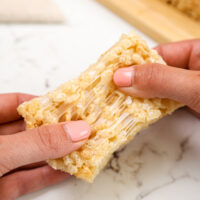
[18,32,182,182]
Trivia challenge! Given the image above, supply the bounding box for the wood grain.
[97,0,200,43]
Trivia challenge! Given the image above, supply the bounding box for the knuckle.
[0,135,4,146]
[144,64,157,87]
[188,75,200,112]
[0,137,12,176]
[13,93,23,107]
[0,177,10,199]
[0,163,10,177]
[154,45,162,57]
[191,95,200,112]
[135,63,165,89]
[14,173,26,197]
[15,93,20,106]
[0,173,25,199]
[35,126,66,155]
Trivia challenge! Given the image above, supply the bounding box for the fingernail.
[63,121,91,142]
[113,67,134,87]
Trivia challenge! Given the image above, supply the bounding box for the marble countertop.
[0,0,200,199]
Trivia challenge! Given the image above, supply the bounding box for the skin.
[0,93,90,200]
[0,39,199,199]
[114,39,200,115]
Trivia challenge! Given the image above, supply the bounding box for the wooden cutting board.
[97,0,200,43]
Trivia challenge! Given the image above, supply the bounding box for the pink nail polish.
[113,67,133,87]
[63,121,91,142]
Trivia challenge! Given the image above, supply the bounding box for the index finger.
[155,39,200,70]
[0,93,35,124]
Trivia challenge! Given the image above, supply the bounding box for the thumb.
[113,64,200,112]
[0,120,90,176]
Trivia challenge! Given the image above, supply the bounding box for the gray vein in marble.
[176,135,191,161]
[52,66,59,71]
[132,143,167,188]
[136,174,196,200]
[105,147,126,173]
[45,79,50,88]
[134,132,199,199]
[105,141,165,175]
[137,143,165,157]
[14,34,32,43]
[24,58,39,68]
[169,171,200,183]
[104,142,168,189]
[136,170,200,200]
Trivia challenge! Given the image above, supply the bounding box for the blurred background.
[0,1,199,200]
[0,0,146,95]
[0,0,199,96]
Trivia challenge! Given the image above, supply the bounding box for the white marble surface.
[0,0,200,199]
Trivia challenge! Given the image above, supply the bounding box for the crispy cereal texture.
[161,0,200,20]
[18,32,182,182]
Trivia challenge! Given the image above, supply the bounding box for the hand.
[113,39,200,115]
[0,93,91,200]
